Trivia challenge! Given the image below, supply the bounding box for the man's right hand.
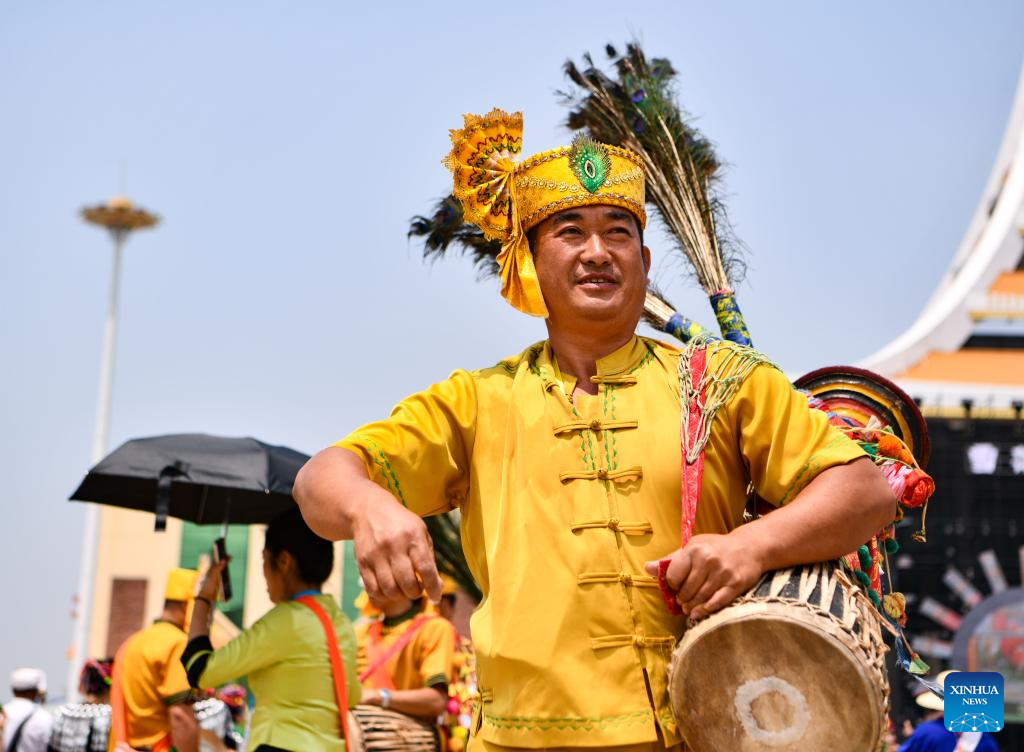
[294,446,443,603]
[352,481,442,603]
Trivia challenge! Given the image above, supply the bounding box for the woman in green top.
[182,508,360,751]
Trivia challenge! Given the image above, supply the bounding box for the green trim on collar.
[382,601,423,627]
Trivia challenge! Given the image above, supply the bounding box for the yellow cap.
[445,109,645,318]
[164,568,198,602]
[916,670,959,711]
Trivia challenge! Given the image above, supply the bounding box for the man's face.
[531,205,650,329]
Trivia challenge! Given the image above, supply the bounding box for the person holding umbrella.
[181,507,360,752]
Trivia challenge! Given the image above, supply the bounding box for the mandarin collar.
[593,335,648,377]
[541,335,647,389]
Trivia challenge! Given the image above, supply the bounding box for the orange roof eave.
[896,349,1024,386]
[989,270,1024,295]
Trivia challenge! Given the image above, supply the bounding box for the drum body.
[194,698,233,752]
[668,563,888,752]
[347,705,439,752]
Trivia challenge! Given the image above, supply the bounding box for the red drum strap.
[658,347,708,615]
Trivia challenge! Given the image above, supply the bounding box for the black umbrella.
[70,433,309,529]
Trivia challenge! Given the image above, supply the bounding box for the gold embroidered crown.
[444,109,645,317]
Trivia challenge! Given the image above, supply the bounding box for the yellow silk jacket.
[338,336,865,747]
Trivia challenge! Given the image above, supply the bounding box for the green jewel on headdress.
[568,134,611,193]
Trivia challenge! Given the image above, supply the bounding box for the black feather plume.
[409,195,502,280]
[424,511,481,602]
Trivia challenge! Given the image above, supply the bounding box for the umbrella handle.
[154,461,190,532]
[155,473,172,532]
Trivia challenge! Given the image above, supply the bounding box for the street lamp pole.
[92,228,125,462]
[68,197,158,701]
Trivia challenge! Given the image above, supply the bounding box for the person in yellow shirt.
[356,591,455,720]
[108,568,199,752]
[293,110,895,751]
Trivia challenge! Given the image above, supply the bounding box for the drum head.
[669,609,883,752]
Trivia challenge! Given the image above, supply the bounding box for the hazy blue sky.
[2,1,1022,696]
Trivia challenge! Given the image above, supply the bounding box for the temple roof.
[898,349,1024,386]
[860,66,1024,415]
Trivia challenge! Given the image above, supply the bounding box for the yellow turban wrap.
[444,109,646,317]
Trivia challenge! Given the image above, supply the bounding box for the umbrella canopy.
[70,433,309,527]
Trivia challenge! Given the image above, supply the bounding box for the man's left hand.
[645,533,764,619]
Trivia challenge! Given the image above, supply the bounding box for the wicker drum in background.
[347,705,439,752]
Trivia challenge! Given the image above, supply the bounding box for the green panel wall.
[339,540,361,621]
[179,523,250,628]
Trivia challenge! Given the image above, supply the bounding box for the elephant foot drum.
[667,563,889,752]
[347,705,439,752]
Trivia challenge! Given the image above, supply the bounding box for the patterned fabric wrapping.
[709,290,752,347]
[664,312,711,344]
[444,109,645,317]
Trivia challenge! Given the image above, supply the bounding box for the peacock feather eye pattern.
[568,134,612,193]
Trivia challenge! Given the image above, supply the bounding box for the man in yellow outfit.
[108,568,199,752]
[356,589,456,721]
[295,110,896,750]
